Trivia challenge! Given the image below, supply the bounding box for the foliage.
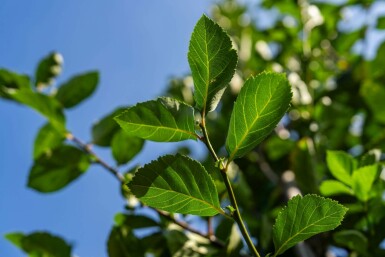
[2,0,385,256]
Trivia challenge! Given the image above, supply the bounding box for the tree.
[2,0,385,256]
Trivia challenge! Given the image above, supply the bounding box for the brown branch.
[66,133,125,182]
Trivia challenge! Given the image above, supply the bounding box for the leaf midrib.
[131,184,223,214]
[119,120,198,139]
[228,80,274,161]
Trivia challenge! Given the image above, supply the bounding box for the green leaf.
[129,154,222,216]
[114,213,159,229]
[326,150,357,186]
[115,97,197,142]
[188,14,237,113]
[272,195,347,257]
[55,71,99,108]
[0,69,31,101]
[107,226,144,257]
[360,81,385,124]
[6,89,66,132]
[376,16,385,29]
[333,230,368,255]
[92,107,127,146]
[5,232,24,248]
[351,165,378,202]
[35,52,63,88]
[111,130,144,165]
[319,180,353,196]
[290,138,318,194]
[33,123,65,159]
[5,231,72,257]
[28,145,90,193]
[226,72,292,161]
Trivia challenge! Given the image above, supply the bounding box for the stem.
[66,132,226,248]
[199,118,261,257]
[222,172,261,257]
[66,133,125,183]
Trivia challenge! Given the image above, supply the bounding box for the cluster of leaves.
[2,0,385,256]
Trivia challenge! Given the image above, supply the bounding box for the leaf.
[376,16,385,29]
[6,89,66,132]
[0,69,31,101]
[333,230,368,255]
[326,150,357,186]
[351,165,378,202]
[115,97,197,142]
[272,195,347,257]
[28,145,90,193]
[111,130,144,165]
[92,107,127,146]
[226,72,292,161]
[188,14,237,113]
[33,122,65,159]
[55,71,99,108]
[107,226,144,257]
[360,81,385,124]
[35,52,63,88]
[114,213,159,229]
[290,138,318,194]
[319,180,353,196]
[129,154,222,216]
[5,232,24,248]
[5,231,72,257]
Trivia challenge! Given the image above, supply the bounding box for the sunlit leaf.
[226,72,292,161]
[319,180,353,196]
[115,97,197,142]
[55,71,99,108]
[326,150,357,186]
[28,145,90,193]
[272,195,347,256]
[351,165,378,202]
[129,154,222,216]
[188,14,237,113]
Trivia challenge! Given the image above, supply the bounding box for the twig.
[156,209,225,248]
[199,119,261,257]
[66,133,125,182]
[66,132,226,248]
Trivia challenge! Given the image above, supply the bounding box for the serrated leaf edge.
[114,97,198,141]
[272,194,348,257]
[128,154,224,215]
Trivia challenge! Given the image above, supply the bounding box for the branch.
[199,119,261,257]
[66,132,226,249]
[66,133,125,183]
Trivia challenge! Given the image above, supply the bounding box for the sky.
[0,1,213,256]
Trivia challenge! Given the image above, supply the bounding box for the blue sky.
[0,1,212,256]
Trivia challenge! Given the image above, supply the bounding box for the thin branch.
[66,133,125,183]
[66,132,226,249]
[199,118,261,257]
[156,209,225,248]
